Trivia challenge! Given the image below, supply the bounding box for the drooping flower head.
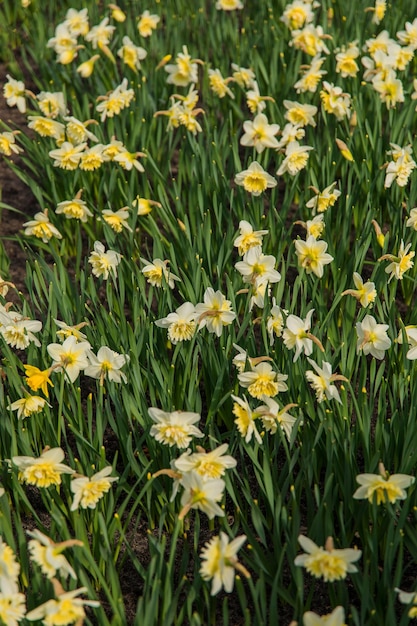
[155,302,197,344]
[200,532,249,595]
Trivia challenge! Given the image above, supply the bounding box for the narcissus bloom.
[165,46,201,87]
[174,444,237,479]
[0,537,20,582]
[283,99,317,127]
[0,313,42,349]
[301,215,325,239]
[27,116,65,141]
[320,82,352,120]
[277,141,313,176]
[208,69,234,99]
[233,221,268,256]
[102,207,133,233]
[290,24,330,57]
[113,149,145,172]
[283,309,324,362]
[24,365,54,396]
[56,195,93,222]
[238,362,288,399]
[54,320,88,342]
[294,54,327,93]
[79,144,107,171]
[396,588,417,619]
[23,210,62,243]
[137,10,160,37]
[0,131,23,156]
[3,74,26,113]
[281,0,315,31]
[396,325,417,360]
[406,207,417,230]
[96,79,134,122]
[266,298,284,345]
[245,81,274,114]
[27,530,82,579]
[216,0,243,10]
[179,471,225,519]
[37,91,67,119]
[63,7,89,37]
[141,258,180,288]
[341,272,377,308]
[231,64,255,89]
[294,236,333,277]
[0,581,26,625]
[85,346,129,385]
[235,162,277,196]
[294,535,361,582]
[384,154,416,188]
[70,466,119,510]
[195,288,236,336]
[305,358,347,404]
[117,36,147,72]
[372,69,404,109]
[256,396,298,440]
[306,182,341,214]
[303,606,346,626]
[335,41,360,77]
[200,533,248,595]
[155,302,197,344]
[47,335,91,383]
[378,240,415,281]
[26,586,99,624]
[231,394,262,444]
[235,245,281,288]
[88,241,121,280]
[353,462,414,504]
[8,395,50,419]
[276,122,305,149]
[49,141,86,170]
[85,17,115,49]
[240,113,280,153]
[397,18,417,49]
[148,408,204,448]
[12,447,75,488]
[356,314,391,359]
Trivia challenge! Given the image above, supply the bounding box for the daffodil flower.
[378,240,415,281]
[353,462,414,504]
[294,535,361,582]
[356,314,391,359]
[234,162,277,196]
[200,533,249,595]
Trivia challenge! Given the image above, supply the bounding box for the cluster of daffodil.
[0,532,100,625]
[2,0,417,622]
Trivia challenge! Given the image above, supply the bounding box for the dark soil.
[0,62,38,302]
